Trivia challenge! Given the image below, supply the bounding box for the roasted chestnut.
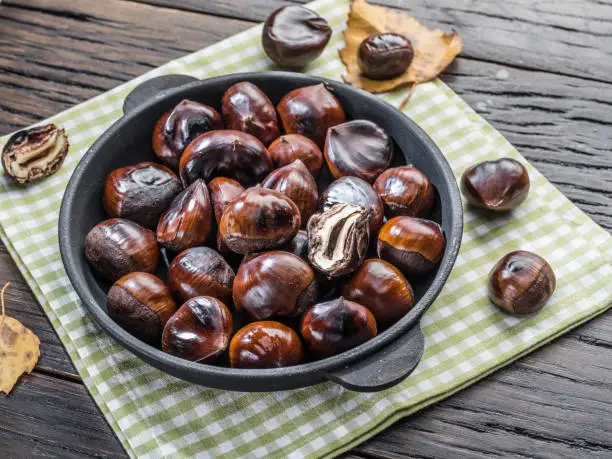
[268,134,323,177]
[461,158,530,212]
[162,296,233,363]
[208,177,246,224]
[103,162,182,229]
[156,179,213,252]
[107,272,177,344]
[358,33,414,80]
[277,84,346,148]
[262,159,319,225]
[488,250,556,315]
[377,216,445,275]
[229,321,304,369]
[84,218,159,282]
[342,258,414,324]
[319,176,384,235]
[219,187,301,254]
[373,165,435,218]
[167,246,235,304]
[300,297,377,358]
[324,120,393,183]
[281,229,309,261]
[308,203,370,279]
[262,6,332,69]
[233,251,317,320]
[152,100,223,169]
[179,130,272,187]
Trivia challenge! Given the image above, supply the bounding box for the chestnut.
[324,120,393,183]
[319,176,384,235]
[152,100,223,169]
[342,258,415,324]
[268,134,323,177]
[84,218,159,282]
[229,321,304,369]
[162,296,233,363]
[156,179,213,252]
[300,297,377,358]
[461,158,530,212]
[222,81,279,146]
[167,246,235,304]
[277,84,346,148]
[488,250,556,315]
[103,162,182,229]
[208,177,245,224]
[281,229,309,261]
[358,33,414,80]
[373,165,435,218]
[219,187,300,254]
[107,272,177,344]
[179,130,272,187]
[262,6,332,69]
[261,160,319,225]
[377,216,445,275]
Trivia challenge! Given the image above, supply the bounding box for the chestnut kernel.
[342,258,415,324]
[262,6,332,69]
[488,250,556,315]
[229,321,304,369]
[277,84,346,148]
[152,100,223,169]
[358,33,414,80]
[300,297,377,358]
[233,251,318,320]
[167,246,235,304]
[377,216,445,275]
[373,165,435,218]
[461,158,530,212]
[84,218,159,282]
[324,120,393,183]
[268,134,323,177]
[162,296,233,363]
[103,162,182,229]
[107,272,177,344]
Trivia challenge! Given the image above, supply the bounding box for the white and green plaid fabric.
[0,0,610,457]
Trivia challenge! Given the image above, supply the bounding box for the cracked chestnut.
[373,165,435,218]
[268,134,323,177]
[358,33,414,80]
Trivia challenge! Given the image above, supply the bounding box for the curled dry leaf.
[0,283,41,395]
[340,0,462,99]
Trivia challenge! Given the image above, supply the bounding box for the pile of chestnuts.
[84,80,447,370]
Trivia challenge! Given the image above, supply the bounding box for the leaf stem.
[1,282,10,323]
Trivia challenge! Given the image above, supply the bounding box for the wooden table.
[1,1,610,457]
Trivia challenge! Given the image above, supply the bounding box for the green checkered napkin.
[1,0,610,457]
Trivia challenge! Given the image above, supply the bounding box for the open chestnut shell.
[152,100,223,169]
[268,134,323,177]
[358,33,414,80]
[373,165,435,218]
[162,296,233,363]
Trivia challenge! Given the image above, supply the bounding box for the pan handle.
[122,74,198,115]
[324,323,425,392]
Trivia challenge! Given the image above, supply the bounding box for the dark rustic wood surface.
[0,0,610,457]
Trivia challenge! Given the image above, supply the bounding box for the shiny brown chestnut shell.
[221,81,279,146]
[281,229,309,261]
[229,321,304,369]
[342,258,415,324]
[488,250,556,315]
[152,100,223,169]
[167,246,235,304]
[84,218,159,282]
[277,84,346,148]
[107,272,177,344]
[268,134,323,177]
[179,130,272,187]
[156,179,213,252]
[300,297,377,358]
[461,158,530,212]
[219,187,301,254]
[103,162,183,229]
[373,165,435,218]
[261,159,319,225]
[262,6,332,69]
[162,296,233,363]
[377,217,445,276]
[324,120,393,183]
[208,177,246,224]
[233,251,318,320]
[358,33,414,80]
